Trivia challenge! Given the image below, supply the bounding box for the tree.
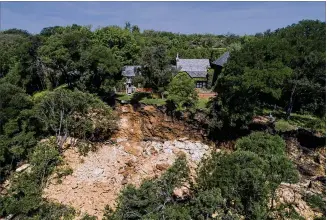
[167,72,198,111]
[34,88,117,151]
[140,45,174,93]
[38,25,93,89]
[94,26,140,65]
[77,44,121,98]
[209,20,325,134]
[235,132,299,209]
[197,151,269,219]
[275,20,326,117]
[0,82,38,181]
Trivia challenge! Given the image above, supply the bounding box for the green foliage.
[94,25,141,65]
[304,193,326,214]
[140,45,174,92]
[207,68,214,89]
[0,139,67,217]
[0,82,38,181]
[130,92,152,105]
[81,213,97,220]
[55,166,73,179]
[235,132,286,156]
[38,25,93,89]
[190,188,225,219]
[198,151,269,219]
[27,202,76,220]
[209,20,326,133]
[167,72,198,111]
[197,98,209,110]
[139,98,166,106]
[235,132,299,212]
[34,88,117,148]
[275,119,297,132]
[197,133,298,219]
[116,93,132,101]
[77,44,122,97]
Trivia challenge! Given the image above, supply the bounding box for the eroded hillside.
[43,104,213,218]
[40,104,326,219]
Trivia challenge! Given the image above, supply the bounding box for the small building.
[176,54,210,88]
[211,52,230,87]
[122,65,141,94]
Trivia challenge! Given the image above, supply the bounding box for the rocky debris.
[142,140,210,162]
[42,104,211,218]
[43,138,211,218]
[279,137,326,219]
[173,183,191,200]
[286,138,325,195]
[274,182,323,220]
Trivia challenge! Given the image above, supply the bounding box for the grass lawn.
[140,98,166,106]
[196,98,210,110]
[261,108,325,135]
[116,93,132,101]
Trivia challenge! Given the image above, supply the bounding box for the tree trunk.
[286,83,297,120]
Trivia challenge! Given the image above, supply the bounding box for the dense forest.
[0,20,325,219]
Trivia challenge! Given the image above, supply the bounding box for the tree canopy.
[209,20,325,135]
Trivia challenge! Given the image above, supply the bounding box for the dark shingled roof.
[176,58,210,78]
[122,66,141,77]
[212,52,230,67]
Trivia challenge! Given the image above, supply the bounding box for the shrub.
[130,92,151,105]
[304,193,326,214]
[0,139,64,217]
[275,119,296,132]
[197,151,269,219]
[34,88,117,150]
[167,72,198,111]
[235,132,286,156]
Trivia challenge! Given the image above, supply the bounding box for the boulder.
[173,184,190,200]
[156,163,170,171]
[15,164,30,173]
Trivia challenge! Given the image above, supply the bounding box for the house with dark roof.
[122,65,141,94]
[211,51,230,87]
[176,54,210,88]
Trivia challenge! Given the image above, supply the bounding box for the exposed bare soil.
[43,104,212,218]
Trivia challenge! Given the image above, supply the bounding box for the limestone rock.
[156,163,170,171]
[123,144,142,156]
[173,184,190,199]
[15,164,30,173]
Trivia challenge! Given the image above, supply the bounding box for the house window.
[196,82,204,88]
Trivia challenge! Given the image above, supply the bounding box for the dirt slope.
[43,104,212,218]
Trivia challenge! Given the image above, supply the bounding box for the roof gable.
[177,59,210,72]
[212,52,230,67]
